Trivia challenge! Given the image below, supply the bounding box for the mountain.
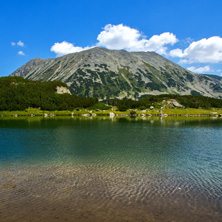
[11,47,222,99]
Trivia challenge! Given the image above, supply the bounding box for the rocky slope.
[11,47,222,99]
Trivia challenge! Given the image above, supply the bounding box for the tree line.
[1,77,221,111]
[108,94,222,111]
[0,77,98,111]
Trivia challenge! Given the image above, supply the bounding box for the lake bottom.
[0,163,221,222]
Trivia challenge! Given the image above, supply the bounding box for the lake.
[0,117,221,222]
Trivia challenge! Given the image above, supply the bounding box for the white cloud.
[50,24,178,56]
[18,51,25,56]
[169,48,184,58]
[50,41,91,57]
[187,65,211,73]
[96,24,141,50]
[17,40,24,47]
[96,24,178,54]
[169,36,222,63]
[11,40,25,47]
[146,32,178,54]
[178,59,189,64]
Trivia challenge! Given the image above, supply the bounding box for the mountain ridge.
[11,47,222,99]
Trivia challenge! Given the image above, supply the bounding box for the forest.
[0,77,98,111]
[0,76,222,111]
[108,94,222,111]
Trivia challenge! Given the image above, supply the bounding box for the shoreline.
[0,109,222,118]
[0,113,222,118]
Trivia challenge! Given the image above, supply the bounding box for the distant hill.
[109,94,222,111]
[11,47,222,99]
[0,77,97,111]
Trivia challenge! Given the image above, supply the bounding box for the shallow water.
[0,117,222,221]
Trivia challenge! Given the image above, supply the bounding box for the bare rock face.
[56,86,71,94]
[166,99,184,108]
[10,47,222,99]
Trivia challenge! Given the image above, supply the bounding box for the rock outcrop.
[56,86,71,94]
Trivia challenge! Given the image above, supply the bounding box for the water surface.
[0,117,222,221]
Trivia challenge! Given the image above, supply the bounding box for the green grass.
[136,108,222,116]
[0,107,222,117]
[162,108,222,116]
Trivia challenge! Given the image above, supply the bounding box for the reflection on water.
[0,117,222,221]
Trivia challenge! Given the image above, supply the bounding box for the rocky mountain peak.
[11,47,222,99]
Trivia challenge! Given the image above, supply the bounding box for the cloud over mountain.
[169,36,222,64]
[187,65,211,73]
[50,24,222,77]
[96,24,177,54]
[51,24,177,57]
[50,41,91,57]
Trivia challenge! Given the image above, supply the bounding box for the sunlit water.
[0,117,222,222]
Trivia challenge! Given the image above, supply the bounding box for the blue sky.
[1,0,222,77]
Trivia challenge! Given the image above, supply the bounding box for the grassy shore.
[0,107,222,117]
